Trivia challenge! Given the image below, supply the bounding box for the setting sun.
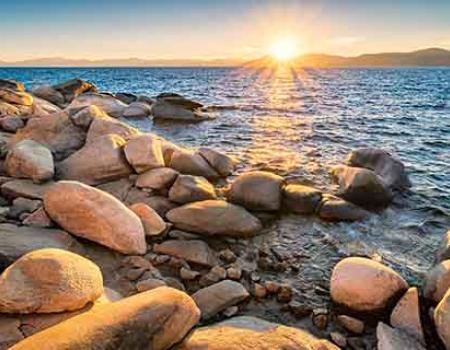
[270,38,299,61]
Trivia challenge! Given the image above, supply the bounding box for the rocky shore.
[0,77,448,349]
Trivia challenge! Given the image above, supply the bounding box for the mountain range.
[1,48,449,67]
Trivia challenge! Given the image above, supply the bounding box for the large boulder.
[30,95,62,117]
[57,134,133,185]
[0,79,24,92]
[318,194,370,221]
[166,200,262,238]
[69,104,108,129]
[124,134,165,173]
[177,316,340,350]
[9,287,200,350]
[228,171,283,211]
[86,113,140,143]
[346,148,411,190]
[435,288,450,349]
[136,167,179,190]
[330,257,408,313]
[198,147,235,177]
[5,140,54,183]
[168,174,216,204]
[66,92,127,118]
[44,181,146,254]
[122,101,152,118]
[169,150,219,178]
[282,184,322,214]
[52,79,97,104]
[0,249,103,314]
[31,85,65,107]
[0,89,33,106]
[129,203,168,236]
[424,260,450,303]
[331,165,392,209]
[153,240,218,267]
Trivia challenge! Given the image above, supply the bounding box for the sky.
[1,0,450,61]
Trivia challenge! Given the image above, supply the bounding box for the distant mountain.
[1,48,449,67]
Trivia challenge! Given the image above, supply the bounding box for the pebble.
[219,249,236,263]
[265,281,281,294]
[277,283,293,302]
[330,332,347,348]
[126,267,146,281]
[226,266,242,280]
[200,266,227,286]
[337,315,365,334]
[312,308,329,330]
[253,283,267,298]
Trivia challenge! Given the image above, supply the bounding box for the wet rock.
[115,92,137,104]
[52,78,97,103]
[136,278,167,292]
[31,85,65,107]
[129,203,168,236]
[0,116,24,132]
[9,287,200,350]
[153,240,218,267]
[8,197,41,219]
[122,101,152,118]
[177,316,340,350]
[331,165,392,209]
[337,315,364,334]
[169,149,219,178]
[1,179,55,200]
[330,257,408,312]
[136,167,179,190]
[192,280,249,319]
[166,200,262,237]
[318,194,370,222]
[123,133,165,173]
[58,134,133,185]
[198,147,235,176]
[424,260,450,303]
[253,283,267,298]
[282,184,322,214]
[5,140,54,183]
[0,248,103,313]
[346,148,411,190]
[168,174,217,204]
[228,171,283,211]
[151,98,209,122]
[434,288,450,348]
[22,206,53,227]
[0,79,24,92]
[376,322,425,350]
[86,113,140,143]
[390,287,424,343]
[44,181,146,254]
[0,89,33,106]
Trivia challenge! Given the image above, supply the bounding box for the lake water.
[1,66,450,310]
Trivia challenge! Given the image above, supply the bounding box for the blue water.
[1,66,450,285]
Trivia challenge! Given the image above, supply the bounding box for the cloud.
[330,36,366,46]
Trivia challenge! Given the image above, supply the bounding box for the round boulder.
[168,174,216,204]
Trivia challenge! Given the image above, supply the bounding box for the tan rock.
[69,104,108,129]
[166,200,262,237]
[282,184,322,214]
[22,207,53,227]
[434,288,450,349]
[9,287,200,350]
[136,167,179,190]
[86,114,140,143]
[376,322,425,350]
[228,171,283,211]
[66,92,126,117]
[0,101,20,116]
[31,85,65,107]
[30,95,62,117]
[168,174,217,204]
[0,316,23,350]
[336,315,364,334]
[53,79,97,103]
[125,189,177,217]
[124,134,165,173]
[0,248,103,314]
[1,179,55,200]
[5,140,54,183]
[153,240,218,267]
[330,257,408,312]
[122,101,152,118]
[129,203,167,236]
[169,149,219,178]
[198,147,235,176]
[44,181,146,254]
[57,134,133,185]
[424,260,450,303]
[318,194,370,222]
[0,89,33,106]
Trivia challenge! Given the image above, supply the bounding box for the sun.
[270,38,299,61]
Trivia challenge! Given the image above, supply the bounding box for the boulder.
[318,194,370,221]
[424,260,450,303]
[1,179,55,200]
[0,79,24,92]
[125,189,177,217]
[57,134,133,185]
[96,178,134,202]
[169,149,219,178]
[151,99,210,122]
[124,134,165,173]
[228,171,283,211]
[136,167,179,190]
[331,165,393,209]
[122,101,152,118]
[282,184,322,214]
[0,248,103,314]
[346,148,411,190]
[330,257,408,312]
[0,223,82,271]
[166,200,262,237]
[66,92,127,117]
[377,322,425,350]
[86,113,140,143]
[159,138,183,165]
[22,207,53,228]
[30,95,62,117]
[168,174,216,204]
[435,288,450,349]
[52,79,97,103]
[9,287,200,350]
[69,104,108,129]
[44,181,146,254]
[31,85,65,107]
[198,147,235,176]
[177,316,340,350]
[153,240,218,267]
[0,89,33,106]
[192,280,249,319]
[156,93,203,109]
[5,140,54,183]
[115,92,137,104]
[0,116,24,132]
[129,203,167,236]
[11,112,86,160]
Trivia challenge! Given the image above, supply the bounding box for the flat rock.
[424,260,450,303]
[5,140,54,183]
[9,287,200,350]
[318,194,370,222]
[129,203,167,236]
[44,181,146,254]
[136,167,179,190]
[330,257,408,312]
[228,171,283,211]
[166,200,262,237]
[0,248,103,314]
[198,147,235,176]
[66,92,127,117]
[282,184,322,214]
[1,179,55,200]
[376,322,425,350]
[169,150,219,178]
[192,280,249,319]
[168,174,216,204]
[153,240,218,267]
[151,99,210,121]
[124,133,165,173]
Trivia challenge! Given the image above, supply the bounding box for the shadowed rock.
[282,184,322,214]
[52,79,97,104]
[169,150,219,178]
[153,240,218,267]
[318,194,370,222]
[67,92,127,117]
[168,174,217,204]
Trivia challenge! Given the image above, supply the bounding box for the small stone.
[265,281,281,294]
[330,332,347,348]
[22,207,53,227]
[121,256,152,270]
[227,266,242,280]
[180,267,200,281]
[312,308,329,330]
[135,278,166,292]
[200,266,227,286]
[219,249,237,263]
[277,283,293,302]
[164,277,185,291]
[253,283,267,299]
[288,301,312,318]
[337,315,365,334]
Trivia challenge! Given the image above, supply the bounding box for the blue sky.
[1,0,449,60]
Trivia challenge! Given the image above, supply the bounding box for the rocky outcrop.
[169,150,219,178]
[168,175,217,204]
[123,134,165,173]
[129,203,168,236]
[153,240,218,267]
[66,92,127,117]
[151,94,210,122]
[166,200,262,237]
[136,167,179,190]
[318,194,370,221]
[9,287,200,350]
[228,171,283,211]
[282,184,322,214]
[330,257,408,313]
[424,260,450,303]
[198,147,235,177]
[44,181,146,254]
[0,249,103,314]
[52,79,97,104]
[5,140,54,183]
[86,113,140,143]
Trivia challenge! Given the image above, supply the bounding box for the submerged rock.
[166,200,262,237]
[9,287,200,350]
[0,249,103,314]
[168,174,217,204]
[44,181,146,254]
[318,194,370,221]
[153,240,218,267]
[282,184,322,214]
[124,133,165,173]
